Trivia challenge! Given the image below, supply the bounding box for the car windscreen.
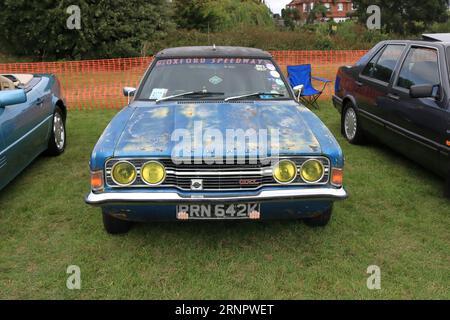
[136,58,290,101]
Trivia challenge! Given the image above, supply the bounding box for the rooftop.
[155,46,272,59]
[422,33,450,43]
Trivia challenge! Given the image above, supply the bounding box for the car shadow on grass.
[125,219,328,248]
[344,136,447,194]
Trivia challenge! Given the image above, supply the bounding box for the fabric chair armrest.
[312,76,332,83]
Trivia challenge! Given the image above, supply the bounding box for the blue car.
[85,46,347,234]
[0,73,67,190]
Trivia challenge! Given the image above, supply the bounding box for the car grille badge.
[191,179,204,191]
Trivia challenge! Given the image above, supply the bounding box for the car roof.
[422,33,450,43]
[382,38,450,47]
[155,46,272,59]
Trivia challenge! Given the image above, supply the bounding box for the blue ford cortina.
[0,73,67,191]
[85,46,347,234]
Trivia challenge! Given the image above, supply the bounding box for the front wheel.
[342,104,365,144]
[46,107,66,156]
[102,211,133,235]
[303,207,333,227]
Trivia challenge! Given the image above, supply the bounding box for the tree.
[0,0,174,60]
[352,0,448,34]
[306,2,329,24]
[281,8,301,30]
[173,0,274,32]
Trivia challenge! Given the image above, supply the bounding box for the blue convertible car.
[0,73,67,190]
[85,46,347,234]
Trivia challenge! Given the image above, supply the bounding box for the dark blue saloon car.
[334,39,450,197]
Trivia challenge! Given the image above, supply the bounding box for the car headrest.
[0,75,15,91]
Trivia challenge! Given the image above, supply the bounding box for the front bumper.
[85,187,348,206]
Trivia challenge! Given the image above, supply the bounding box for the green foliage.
[429,19,450,33]
[352,0,448,34]
[0,0,174,60]
[144,21,393,54]
[281,8,300,31]
[306,2,328,24]
[173,0,274,32]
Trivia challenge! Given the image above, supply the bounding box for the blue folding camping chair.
[287,64,332,109]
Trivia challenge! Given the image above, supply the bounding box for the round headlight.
[141,161,166,185]
[273,160,297,184]
[111,161,137,186]
[300,159,324,183]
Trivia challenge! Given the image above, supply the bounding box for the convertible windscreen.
[137,58,290,101]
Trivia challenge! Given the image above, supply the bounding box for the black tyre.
[342,103,365,144]
[303,207,333,227]
[46,106,66,156]
[102,211,132,235]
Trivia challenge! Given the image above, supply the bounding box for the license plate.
[176,203,260,220]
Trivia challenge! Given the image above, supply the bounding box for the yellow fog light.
[111,161,137,186]
[300,159,324,183]
[141,161,166,185]
[273,160,297,184]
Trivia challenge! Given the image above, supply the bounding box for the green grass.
[0,103,449,299]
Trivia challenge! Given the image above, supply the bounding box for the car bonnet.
[113,101,322,159]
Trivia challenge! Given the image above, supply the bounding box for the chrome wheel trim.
[344,107,357,141]
[53,112,65,150]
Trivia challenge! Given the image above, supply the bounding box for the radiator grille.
[105,157,330,191]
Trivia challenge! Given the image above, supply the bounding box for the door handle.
[35,98,44,106]
[387,93,400,101]
[355,81,363,87]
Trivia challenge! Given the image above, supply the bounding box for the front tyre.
[303,206,333,227]
[102,211,133,235]
[46,106,66,156]
[342,103,365,144]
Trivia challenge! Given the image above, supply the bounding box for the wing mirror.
[293,85,304,102]
[123,87,136,104]
[410,84,440,99]
[0,89,27,108]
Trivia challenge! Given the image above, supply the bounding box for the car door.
[0,108,7,189]
[356,44,407,139]
[0,80,48,188]
[386,45,447,176]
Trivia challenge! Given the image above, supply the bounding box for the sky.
[265,0,291,14]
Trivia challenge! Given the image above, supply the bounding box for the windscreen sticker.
[270,71,281,78]
[275,79,285,86]
[266,64,276,71]
[255,65,267,72]
[209,75,223,85]
[149,88,168,100]
[155,58,272,67]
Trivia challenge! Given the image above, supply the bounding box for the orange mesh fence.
[0,50,367,110]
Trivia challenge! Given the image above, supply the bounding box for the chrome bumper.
[85,187,348,206]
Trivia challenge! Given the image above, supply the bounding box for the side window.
[361,49,383,77]
[396,47,440,90]
[362,45,405,83]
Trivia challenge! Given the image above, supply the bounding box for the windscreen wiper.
[224,92,284,102]
[156,90,224,103]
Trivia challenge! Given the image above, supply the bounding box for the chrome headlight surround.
[110,160,137,187]
[272,159,298,184]
[300,159,325,184]
[140,160,166,186]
